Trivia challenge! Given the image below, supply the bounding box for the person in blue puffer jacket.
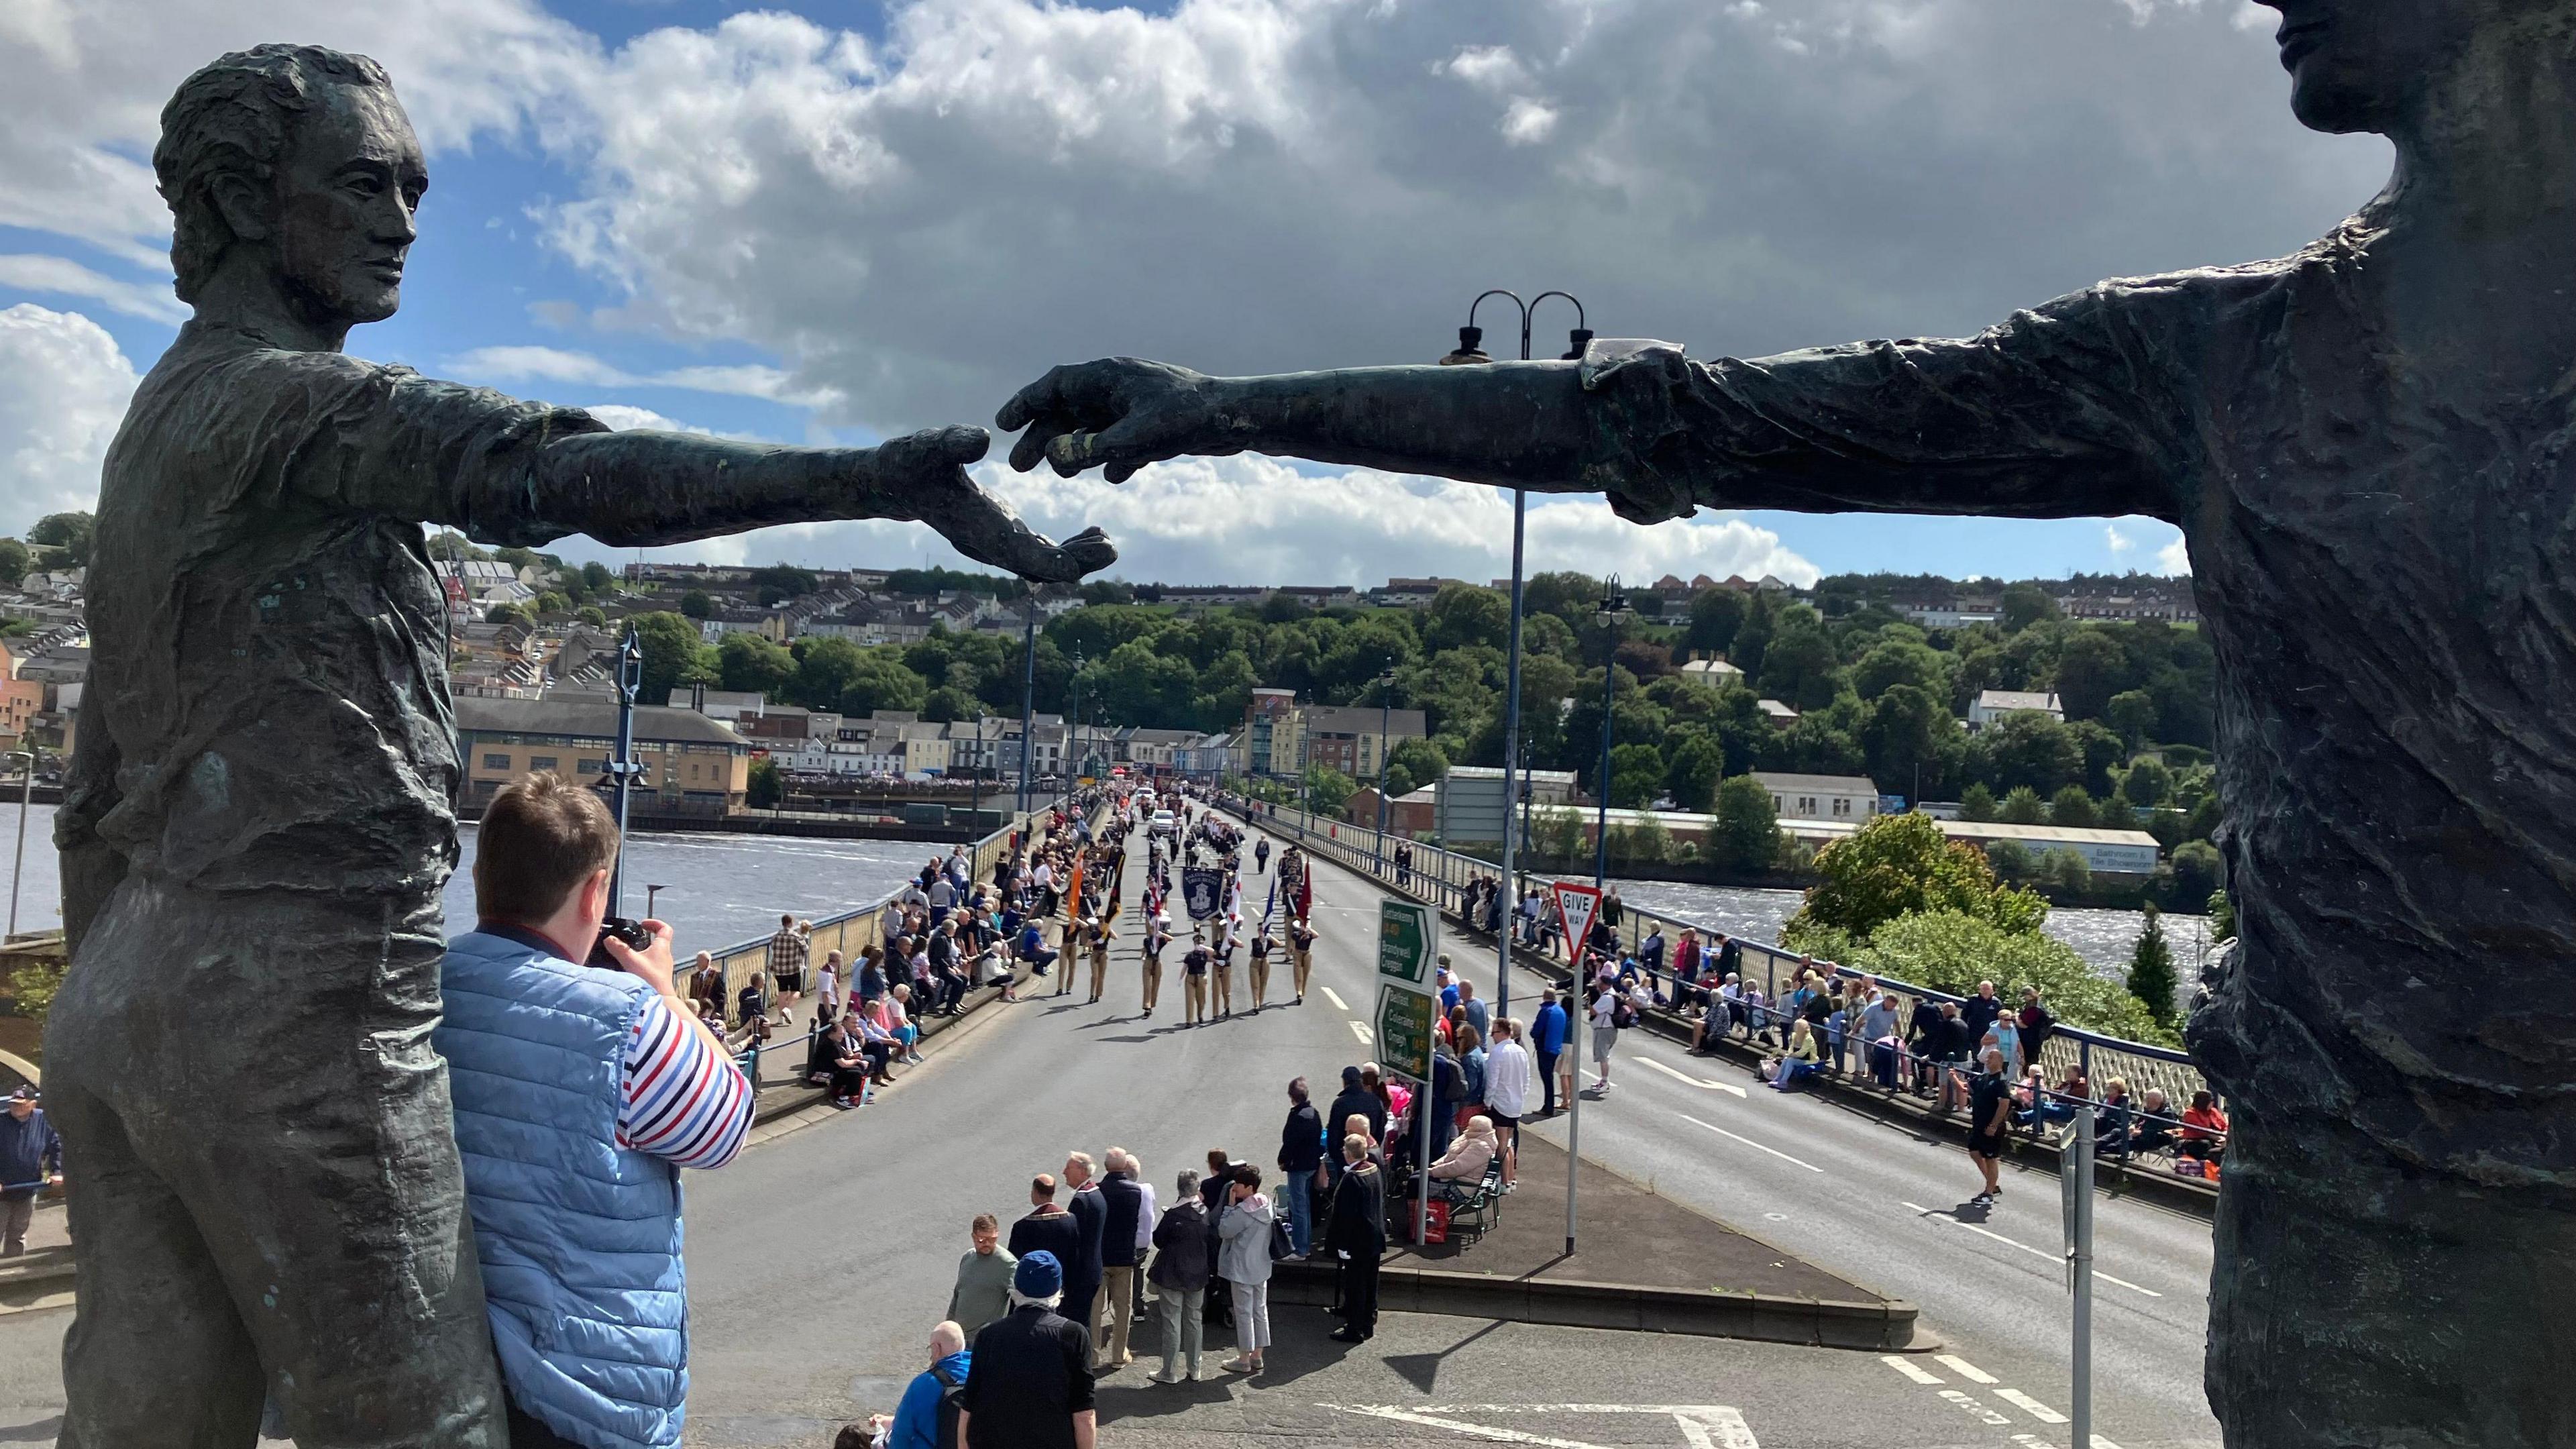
[437,773,753,1449]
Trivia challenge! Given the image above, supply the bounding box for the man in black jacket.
[960,1251,1095,1449]
[1094,1149,1150,1370]
[1324,1134,1385,1343]
[1146,1169,1210,1384]
[1061,1151,1108,1354]
[1277,1078,1325,1256]
[1324,1067,1379,1188]
[1009,1174,1083,1307]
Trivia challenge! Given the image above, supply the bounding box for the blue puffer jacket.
[437,929,688,1449]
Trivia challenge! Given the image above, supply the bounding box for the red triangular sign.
[1552,881,1601,959]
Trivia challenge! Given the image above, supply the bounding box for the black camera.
[596,916,655,954]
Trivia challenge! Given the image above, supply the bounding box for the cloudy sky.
[0,0,2390,588]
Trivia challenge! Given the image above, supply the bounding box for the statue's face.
[271,84,427,325]
[2259,0,2492,133]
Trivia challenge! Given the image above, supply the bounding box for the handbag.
[1269,1216,1297,1262]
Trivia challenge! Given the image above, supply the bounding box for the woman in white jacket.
[1216,1166,1277,1375]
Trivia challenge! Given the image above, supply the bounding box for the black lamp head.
[1562,327,1595,361]
[1440,325,1493,366]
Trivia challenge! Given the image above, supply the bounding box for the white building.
[1678,658,1746,686]
[1752,771,1882,823]
[1969,690,2065,729]
[1942,820,2163,875]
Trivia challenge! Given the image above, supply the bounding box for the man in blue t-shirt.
[1530,989,1570,1120]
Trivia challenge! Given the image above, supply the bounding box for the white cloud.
[0,254,186,323]
[443,345,845,409]
[590,451,1815,589]
[1498,97,1560,146]
[2156,533,2192,575]
[2104,523,2134,553]
[0,304,136,535]
[580,403,715,435]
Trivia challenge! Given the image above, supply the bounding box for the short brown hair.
[474,772,619,922]
[971,1213,998,1233]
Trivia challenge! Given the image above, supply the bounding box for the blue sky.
[0,0,2390,586]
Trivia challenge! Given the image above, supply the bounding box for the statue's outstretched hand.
[997,359,1227,483]
[869,425,1116,584]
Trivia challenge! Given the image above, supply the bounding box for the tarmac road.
[0,815,2222,1448]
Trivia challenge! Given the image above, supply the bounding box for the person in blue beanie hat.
[959,1250,1095,1449]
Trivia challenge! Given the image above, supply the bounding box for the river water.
[0,803,947,959]
[1607,876,2216,985]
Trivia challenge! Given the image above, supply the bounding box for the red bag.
[1409,1199,1452,1244]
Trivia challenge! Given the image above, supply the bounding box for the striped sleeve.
[619,992,753,1170]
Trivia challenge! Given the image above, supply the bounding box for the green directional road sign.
[1375,983,1436,1082]
[1378,899,1436,985]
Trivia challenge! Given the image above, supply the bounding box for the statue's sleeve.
[1573,282,2186,525]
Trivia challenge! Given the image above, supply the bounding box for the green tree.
[1984,838,2037,883]
[1684,588,1747,657]
[1664,733,1727,812]
[2000,785,2047,824]
[1756,622,1843,710]
[1858,684,1953,802]
[1979,710,2084,796]
[784,637,874,711]
[582,561,614,593]
[1960,782,1998,821]
[718,633,796,697]
[6,954,66,1032]
[2169,839,2223,906]
[535,590,571,616]
[1710,774,1782,873]
[2045,847,2092,896]
[1305,767,1360,818]
[2209,884,2237,941]
[2127,902,2180,1030]
[1388,737,1448,794]
[921,686,979,722]
[484,602,533,627]
[680,590,714,620]
[835,651,929,716]
[2051,629,2132,720]
[575,606,608,628]
[1851,637,1948,701]
[1423,583,1510,652]
[1609,743,1665,807]
[2121,755,2171,808]
[747,756,785,810]
[630,611,717,705]
[2105,688,2159,749]
[0,538,28,588]
[28,511,93,566]
[2049,786,2097,828]
[1999,582,2058,633]
[1784,810,2048,943]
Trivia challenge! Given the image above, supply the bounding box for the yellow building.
[455,696,751,816]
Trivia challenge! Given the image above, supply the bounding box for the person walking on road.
[1587,979,1620,1095]
[1081,911,1114,1005]
[1215,1167,1276,1375]
[1182,930,1212,1026]
[1095,1148,1155,1370]
[948,1212,1020,1335]
[1532,988,1569,1117]
[1289,916,1317,1005]
[1210,919,1236,1019]
[1968,1048,2012,1204]
[1324,1132,1385,1342]
[1482,1019,1529,1190]
[1146,1169,1211,1384]
[1062,1152,1108,1350]
[959,1251,1097,1449]
[1246,926,1273,1010]
[1277,1078,1325,1256]
[0,1087,62,1257]
[1140,910,1170,1018]
[1254,837,1270,873]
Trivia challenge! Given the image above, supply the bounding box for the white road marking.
[1900,1203,2165,1298]
[1324,1405,1758,1449]
[1677,1113,1824,1173]
[1996,1389,2069,1424]
[1938,1389,2012,1426]
[1350,1021,1374,1045]
[2010,1436,2061,1449]
[1637,1054,1751,1097]
[1935,1354,1998,1385]
[1322,986,1348,1010]
[1880,1355,1946,1385]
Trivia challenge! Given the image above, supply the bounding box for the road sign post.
[2061,1105,2096,1449]
[1378,900,1439,1248]
[1550,880,1601,1256]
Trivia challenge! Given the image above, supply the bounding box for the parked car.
[1149,810,1177,835]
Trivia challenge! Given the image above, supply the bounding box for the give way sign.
[1553,880,1601,959]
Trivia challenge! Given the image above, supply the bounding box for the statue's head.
[2259,0,2576,136]
[154,45,423,325]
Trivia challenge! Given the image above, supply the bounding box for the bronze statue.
[46,44,1108,1447]
[1001,1,2576,1442]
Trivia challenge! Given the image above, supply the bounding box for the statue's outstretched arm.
[999,284,2181,527]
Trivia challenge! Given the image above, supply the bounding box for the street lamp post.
[1440,288,1589,1025]
[1373,667,1394,875]
[1017,592,1038,819]
[602,627,646,917]
[6,745,37,939]
[1593,578,1629,894]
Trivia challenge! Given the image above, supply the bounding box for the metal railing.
[1224,796,2220,1135]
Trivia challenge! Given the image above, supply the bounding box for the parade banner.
[1183,865,1225,921]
